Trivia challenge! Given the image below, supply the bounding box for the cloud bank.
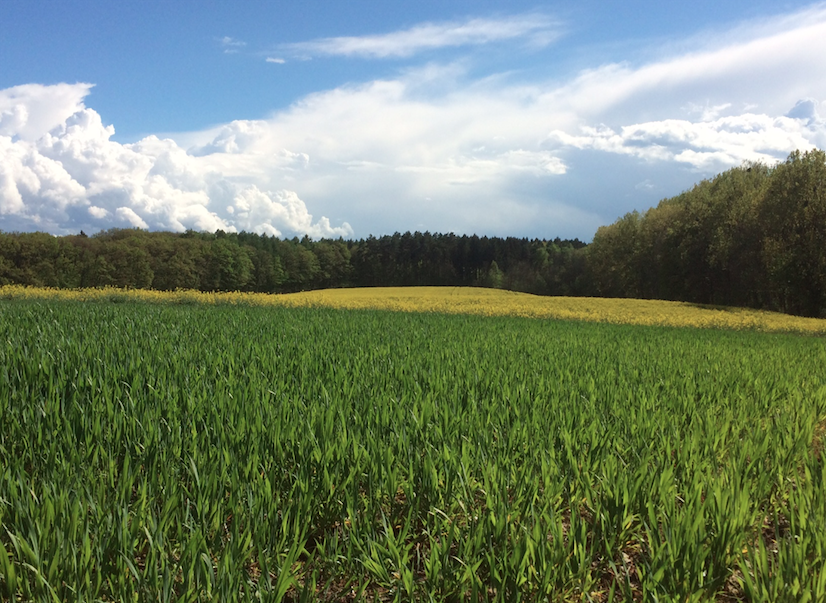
[0,84,352,237]
[2,7,826,239]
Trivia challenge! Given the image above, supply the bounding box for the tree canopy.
[587,149,826,317]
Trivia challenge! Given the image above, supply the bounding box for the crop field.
[1,293,825,602]
[3,284,826,335]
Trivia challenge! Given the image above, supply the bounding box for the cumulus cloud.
[189,120,270,156]
[3,5,826,240]
[0,84,351,237]
[0,83,92,141]
[281,14,560,59]
[227,188,349,238]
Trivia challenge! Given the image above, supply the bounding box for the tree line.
[587,148,826,317]
[0,228,588,297]
[1,149,824,317]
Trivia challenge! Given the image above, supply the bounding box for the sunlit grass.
[2,283,825,334]
[1,295,825,601]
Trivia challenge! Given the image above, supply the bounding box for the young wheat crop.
[0,297,824,601]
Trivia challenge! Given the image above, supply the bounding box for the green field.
[1,298,825,602]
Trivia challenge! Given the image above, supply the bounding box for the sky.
[1,1,826,241]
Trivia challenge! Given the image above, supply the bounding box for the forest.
[588,148,826,317]
[1,148,824,318]
[0,227,588,296]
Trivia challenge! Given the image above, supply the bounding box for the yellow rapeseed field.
[3,284,825,335]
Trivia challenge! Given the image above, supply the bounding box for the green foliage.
[0,229,589,297]
[485,260,504,289]
[588,149,826,317]
[588,211,644,298]
[759,149,826,316]
[1,299,824,601]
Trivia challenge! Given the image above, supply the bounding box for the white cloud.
[220,36,246,54]
[281,14,560,59]
[116,206,148,228]
[3,6,826,240]
[228,187,351,238]
[189,119,270,156]
[244,5,826,233]
[569,10,826,121]
[685,102,732,122]
[0,85,351,237]
[88,205,108,219]
[266,57,286,64]
[550,113,821,171]
[0,83,93,141]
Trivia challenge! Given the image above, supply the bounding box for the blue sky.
[2,0,825,240]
